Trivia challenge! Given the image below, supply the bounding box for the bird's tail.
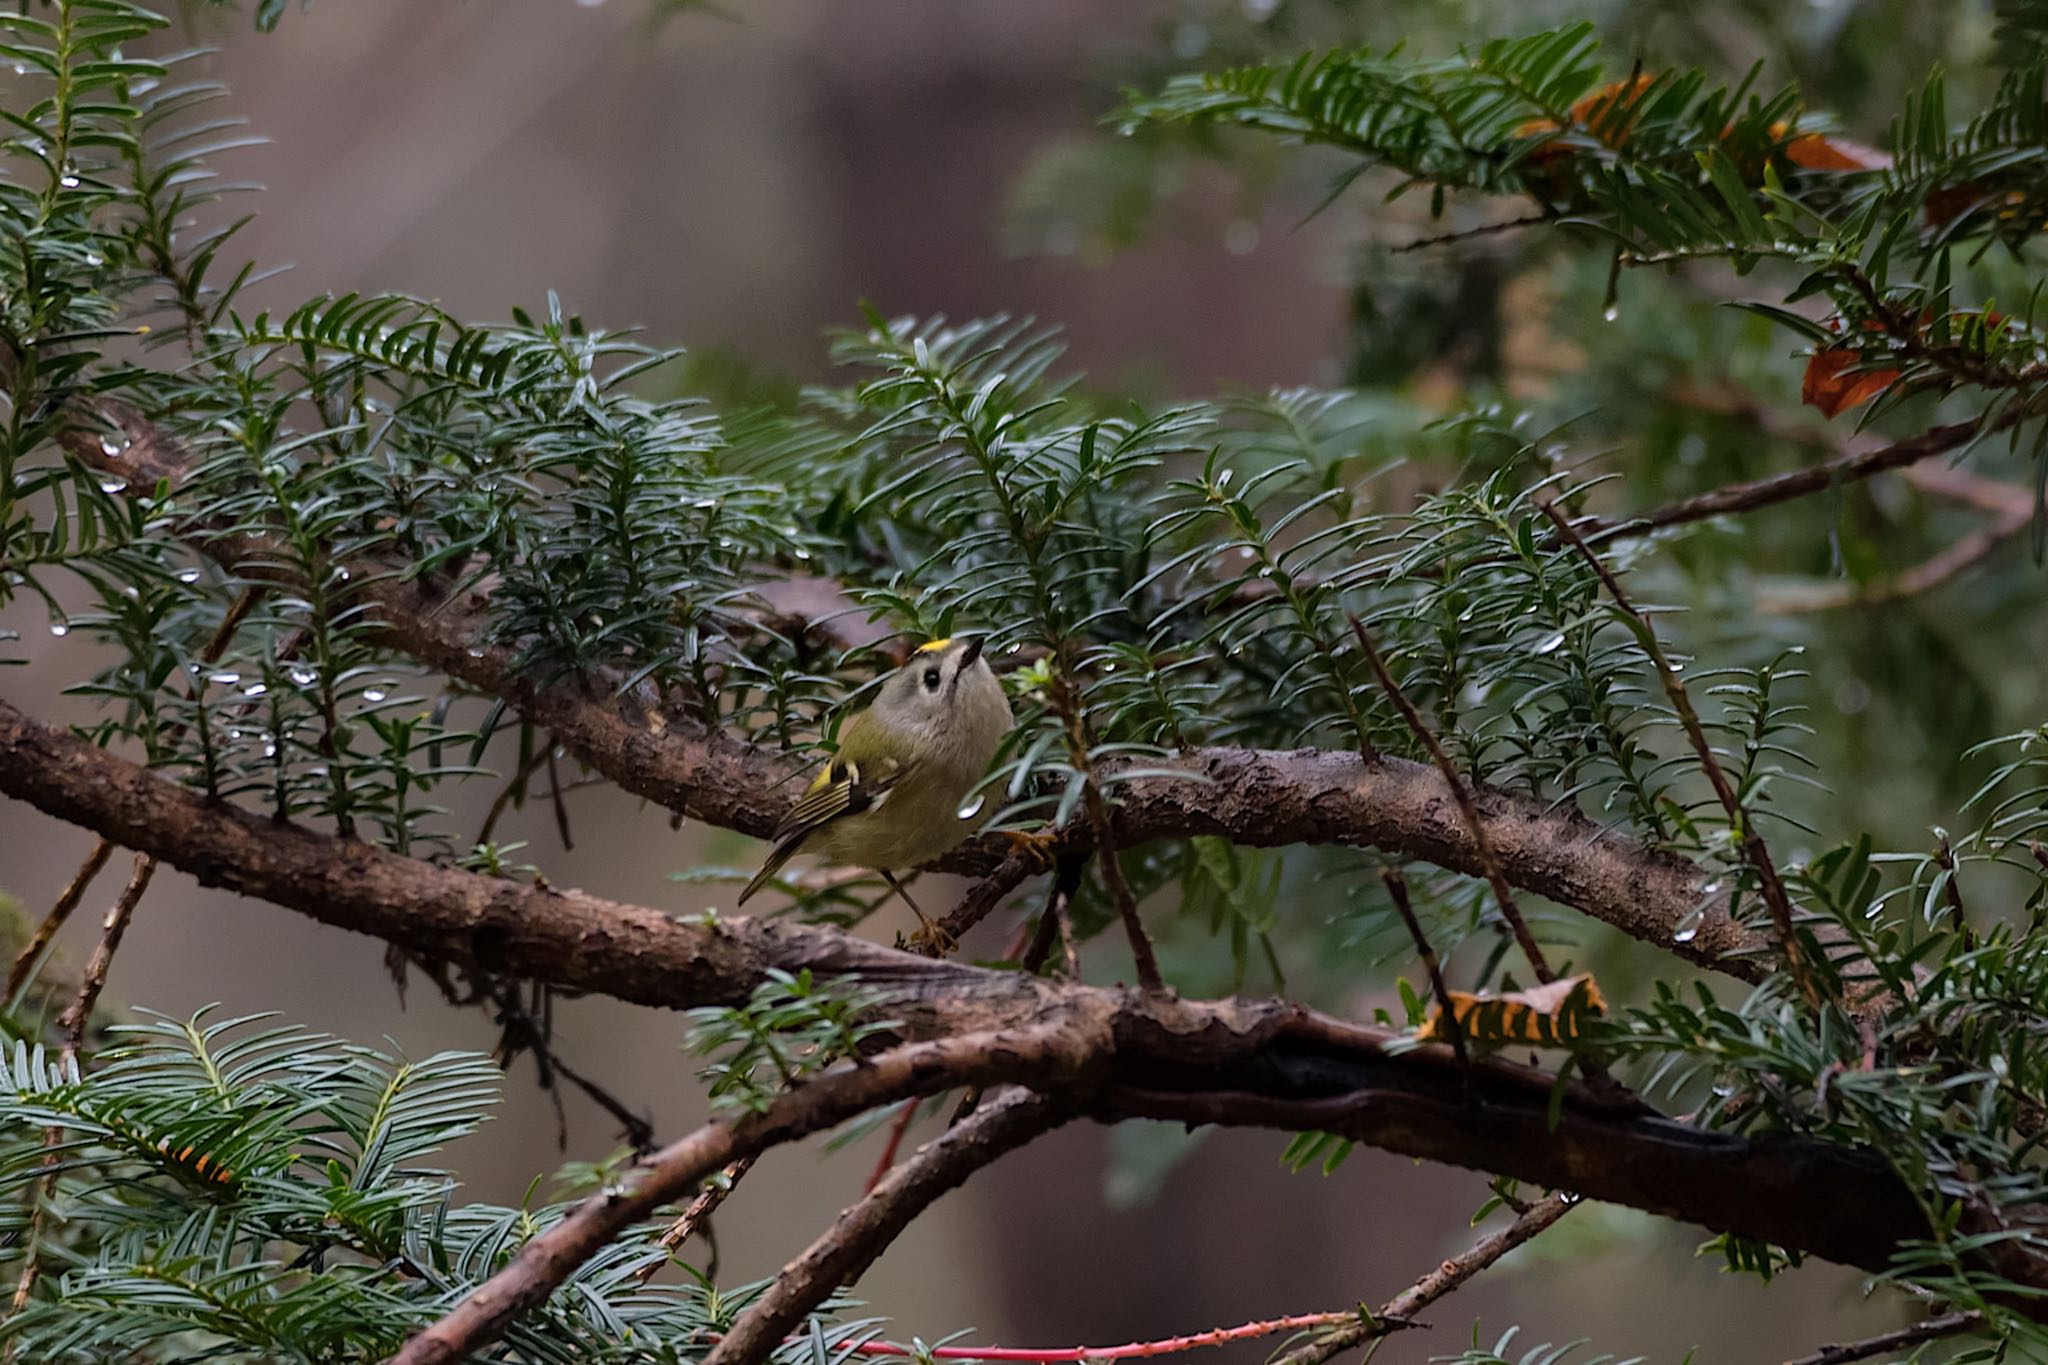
[738,838,800,905]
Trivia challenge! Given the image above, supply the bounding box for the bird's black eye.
[922,667,942,692]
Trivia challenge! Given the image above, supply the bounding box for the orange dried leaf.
[1417,973,1607,1046]
[1802,349,1900,418]
[1783,132,1891,172]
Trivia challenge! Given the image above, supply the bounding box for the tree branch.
[704,1088,1073,1365]
[1783,1310,1985,1365]
[1592,413,2012,542]
[389,1027,1103,1365]
[59,411,1760,982]
[1268,1192,1574,1365]
[0,694,1961,1307]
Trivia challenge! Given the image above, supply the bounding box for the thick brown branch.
[0,701,1987,1335]
[389,1028,1103,1365]
[59,419,1755,981]
[704,1088,1072,1365]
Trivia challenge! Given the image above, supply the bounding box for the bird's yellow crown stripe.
[915,637,953,655]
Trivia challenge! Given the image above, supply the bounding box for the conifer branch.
[702,1089,1073,1365]
[1540,502,1823,1005]
[1351,616,1556,985]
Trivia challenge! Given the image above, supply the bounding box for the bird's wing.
[738,750,912,903]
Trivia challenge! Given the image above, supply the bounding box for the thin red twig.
[808,1312,1399,1361]
[865,1099,921,1194]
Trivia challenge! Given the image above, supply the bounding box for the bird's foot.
[993,828,1062,873]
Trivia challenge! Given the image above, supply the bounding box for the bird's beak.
[958,636,985,668]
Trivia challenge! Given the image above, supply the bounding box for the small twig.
[545,742,574,851]
[761,1311,1419,1361]
[926,852,1034,955]
[1091,805,1159,991]
[636,1157,754,1285]
[489,977,655,1153]
[1049,670,1162,992]
[864,1098,922,1194]
[55,853,156,1057]
[1381,866,1470,1075]
[1541,503,1823,1006]
[702,1089,1073,1365]
[1393,210,1553,253]
[1592,412,2018,544]
[1020,852,1086,977]
[1270,1192,1576,1365]
[1350,616,1555,985]
[1784,1309,1985,1365]
[1758,493,2031,614]
[476,743,552,846]
[6,836,113,1001]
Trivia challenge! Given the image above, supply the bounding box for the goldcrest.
[739,637,1013,920]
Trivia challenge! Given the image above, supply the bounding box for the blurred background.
[3,1,2039,1359]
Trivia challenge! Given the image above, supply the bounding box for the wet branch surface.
[0,692,1974,1356]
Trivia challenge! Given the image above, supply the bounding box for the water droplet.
[1711,1082,1735,1098]
[1102,662,1118,673]
[466,646,486,659]
[955,795,986,820]
[363,688,387,703]
[288,665,317,687]
[176,568,201,584]
[262,742,277,758]
[48,621,69,637]
[1534,631,1565,655]
[1004,642,1021,655]
[1256,565,1275,578]
[335,567,351,581]
[58,166,80,189]
[692,497,719,509]
[84,251,102,267]
[1672,925,1699,943]
[243,683,267,698]
[1602,304,1620,322]
[208,671,239,686]
[1216,469,1234,489]
[98,477,126,494]
[793,547,812,560]
[1235,547,1254,560]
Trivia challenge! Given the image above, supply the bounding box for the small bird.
[739,636,1016,931]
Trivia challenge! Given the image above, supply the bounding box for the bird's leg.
[993,828,1061,873]
[883,871,955,953]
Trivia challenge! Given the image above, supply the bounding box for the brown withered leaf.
[1417,973,1607,1046]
